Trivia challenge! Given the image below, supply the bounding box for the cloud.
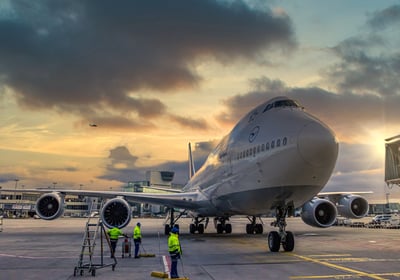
[0,0,296,130]
[366,5,400,30]
[168,114,209,130]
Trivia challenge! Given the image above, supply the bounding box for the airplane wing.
[317,191,373,204]
[0,188,208,211]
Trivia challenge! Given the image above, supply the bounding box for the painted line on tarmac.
[0,253,78,259]
[288,253,387,280]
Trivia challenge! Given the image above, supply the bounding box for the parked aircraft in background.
[2,96,369,252]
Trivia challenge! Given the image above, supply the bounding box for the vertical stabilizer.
[188,143,196,179]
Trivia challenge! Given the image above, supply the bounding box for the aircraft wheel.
[225,223,232,234]
[255,224,263,234]
[217,224,223,234]
[282,231,295,252]
[268,231,281,252]
[198,224,205,234]
[189,224,196,234]
[164,225,171,235]
[246,224,253,234]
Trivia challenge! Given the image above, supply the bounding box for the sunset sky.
[1,0,400,203]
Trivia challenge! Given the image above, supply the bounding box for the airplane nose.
[297,121,338,168]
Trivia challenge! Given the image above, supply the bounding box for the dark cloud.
[0,0,296,129]
[169,114,209,130]
[325,37,400,96]
[366,5,400,30]
[99,141,216,184]
[323,5,400,97]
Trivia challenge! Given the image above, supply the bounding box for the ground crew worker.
[133,222,142,258]
[107,227,126,258]
[168,226,181,279]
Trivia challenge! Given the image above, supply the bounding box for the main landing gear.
[268,207,294,252]
[246,216,263,234]
[189,217,209,234]
[214,217,232,234]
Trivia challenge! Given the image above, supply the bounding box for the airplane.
[1,96,369,252]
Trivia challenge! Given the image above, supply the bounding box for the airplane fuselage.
[184,97,339,217]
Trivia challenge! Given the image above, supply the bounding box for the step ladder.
[74,202,117,277]
[0,215,3,232]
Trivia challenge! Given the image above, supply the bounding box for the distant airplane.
[89,123,98,127]
[3,96,369,252]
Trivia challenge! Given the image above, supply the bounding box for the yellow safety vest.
[108,227,122,240]
[168,233,181,253]
[133,225,142,239]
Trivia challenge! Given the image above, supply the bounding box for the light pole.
[14,179,19,200]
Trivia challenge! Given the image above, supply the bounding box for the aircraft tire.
[225,223,232,234]
[268,231,281,252]
[255,224,263,234]
[246,224,253,234]
[198,224,205,234]
[189,224,196,234]
[164,225,171,235]
[282,231,295,252]
[217,224,223,234]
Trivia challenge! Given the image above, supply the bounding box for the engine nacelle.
[35,193,65,220]
[301,198,337,228]
[337,195,369,219]
[101,198,131,229]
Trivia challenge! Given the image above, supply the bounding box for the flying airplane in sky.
[2,96,369,252]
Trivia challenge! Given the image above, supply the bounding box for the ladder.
[74,201,117,277]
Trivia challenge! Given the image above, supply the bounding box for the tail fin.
[188,142,196,179]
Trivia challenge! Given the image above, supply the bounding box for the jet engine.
[35,192,65,220]
[336,195,369,219]
[101,198,131,229]
[301,198,337,228]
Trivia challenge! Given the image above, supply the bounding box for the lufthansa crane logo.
[248,126,260,143]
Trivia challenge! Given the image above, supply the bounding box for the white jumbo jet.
[2,96,370,252]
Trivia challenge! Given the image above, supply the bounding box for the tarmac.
[1,217,400,280]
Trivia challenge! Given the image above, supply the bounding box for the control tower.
[385,134,400,187]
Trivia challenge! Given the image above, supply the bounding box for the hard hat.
[137,222,141,226]
[171,226,179,233]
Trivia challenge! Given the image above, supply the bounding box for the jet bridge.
[385,134,400,187]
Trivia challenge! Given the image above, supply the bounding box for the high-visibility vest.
[133,225,142,239]
[168,233,181,253]
[108,227,122,240]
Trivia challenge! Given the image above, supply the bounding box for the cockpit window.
[274,100,299,108]
[263,99,300,113]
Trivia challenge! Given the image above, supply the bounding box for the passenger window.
[253,147,256,156]
[261,144,265,151]
[266,143,269,150]
[257,145,260,153]
[246,150,249,157]
[271,141,275,149]
[277,139,281,147]
[283,137,287,146]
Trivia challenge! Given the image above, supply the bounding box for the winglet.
[188,142,196,179]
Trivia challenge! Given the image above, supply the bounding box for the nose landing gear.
[268,206,295,252]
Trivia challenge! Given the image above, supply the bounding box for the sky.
[1,0,400,203]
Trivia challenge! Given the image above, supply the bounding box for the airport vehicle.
[2,96,369,252]
[372,214,392,224]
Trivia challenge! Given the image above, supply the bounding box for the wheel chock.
[150,271,169,278]
[139,253,156,257]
